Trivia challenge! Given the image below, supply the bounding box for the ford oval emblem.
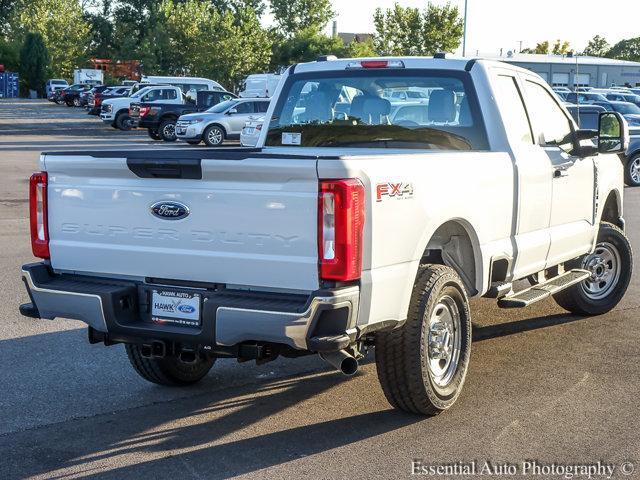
[177,304,196,314]
[150,201,190,220]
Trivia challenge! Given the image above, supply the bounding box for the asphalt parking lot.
[1,99,639,479]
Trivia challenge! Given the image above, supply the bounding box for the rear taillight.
[29,172,49,259]
[318,179,365,281]
[139,106,151,117]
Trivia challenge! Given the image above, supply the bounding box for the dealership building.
[489,53,640,89]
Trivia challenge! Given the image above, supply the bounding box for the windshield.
[131,87,152,99]
[613,102,640,115]
[265,70,488,150]
[206,99,237,113]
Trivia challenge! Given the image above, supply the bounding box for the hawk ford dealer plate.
[151,289,201,327]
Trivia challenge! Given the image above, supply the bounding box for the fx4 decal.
[376,182,414,202]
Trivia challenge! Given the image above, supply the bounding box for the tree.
[343,38,378,58]
[10,0,90,78]
[552,39,570,55]
[141,0,271,91]
[270,0,334,36]
[271,28,343,68]
[521,41,549,54]
[19,32,49,96]
[607,37,640,62]
[0,0,17,35]
[373,2,463,56]
[211,0,266,16]
[583,35,610,57]
[0,38,20,70]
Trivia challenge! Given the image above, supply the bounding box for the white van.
[239,74,281,98]
[139,76,223,94]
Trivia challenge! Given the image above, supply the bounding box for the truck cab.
[100,85,183,130]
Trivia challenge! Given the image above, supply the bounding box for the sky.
[311,0,640,55]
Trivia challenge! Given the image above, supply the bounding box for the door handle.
[554,168,569,178]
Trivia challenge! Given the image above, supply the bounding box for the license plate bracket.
[150,289,201,328]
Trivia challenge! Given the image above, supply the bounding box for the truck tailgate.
[43,151,320,291]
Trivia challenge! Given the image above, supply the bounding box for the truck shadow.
[472,312,584,342]
[2,353,419,479]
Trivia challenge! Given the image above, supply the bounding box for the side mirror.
[598,111,629,154]
[228,108,238,114]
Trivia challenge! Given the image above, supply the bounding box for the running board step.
[497,269,590,308]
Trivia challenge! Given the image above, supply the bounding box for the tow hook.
[320,350,359,376]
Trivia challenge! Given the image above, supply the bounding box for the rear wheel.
[147,128,162,140]
[73,97,81,107]
[203,125,224,146]
[624,154,640,187]
[115,111,132,131]
[554,222,632,315]
[159,119,177,142]
[125,344,215,386]
[375,264,472,415]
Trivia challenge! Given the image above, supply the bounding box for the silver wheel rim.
[163,123,175,138]
[581,241,621,300]
[208,128,223,145]
[427,295,461,388]
[630,157,640,183]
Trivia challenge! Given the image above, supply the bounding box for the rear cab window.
[265,69,489,150]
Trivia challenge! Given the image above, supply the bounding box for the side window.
[256,102,269,113]
[493,75,533,144]
[524,80,574,151]
[234,102,253,114]
[164,89,178,100]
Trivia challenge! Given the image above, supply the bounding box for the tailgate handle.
[127,158,202,179]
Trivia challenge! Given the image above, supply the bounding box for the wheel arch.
[417,218,483,296]
[598,188,624,230]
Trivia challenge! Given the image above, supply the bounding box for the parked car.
[130,90,237,141]
[240,115,265,146]
[100,85,184,130]
[593,101,640,127]
[239,74,281,98]
[19,57,632,417]
[62,84,93,107]
[176,98,270,146]
[624,132,640,186]
[45,79,68,100]
[552,86,571,94]
[138,75,223,95]
[554,90,569,101]
[565,92,609,105]
[88,86,132,115]
[605,92,640,108]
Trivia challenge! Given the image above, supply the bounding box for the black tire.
[203,125,225,146]
[65,98,74,107]
[159,119,178,142]
[554,222,632,316]
[375,264,472,415]
[125,344,216,386]
[624,154,640,187]
[147,128,162,140]
[186,140,201,145]
[115,111,132,131]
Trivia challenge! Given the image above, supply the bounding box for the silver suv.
[176,98,270,146]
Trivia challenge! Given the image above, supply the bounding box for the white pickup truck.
[100,85,184,130]
[21,57,632,415]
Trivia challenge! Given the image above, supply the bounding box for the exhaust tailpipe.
[320,350,359,376]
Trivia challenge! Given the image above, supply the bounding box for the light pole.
[462,0,469,57]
